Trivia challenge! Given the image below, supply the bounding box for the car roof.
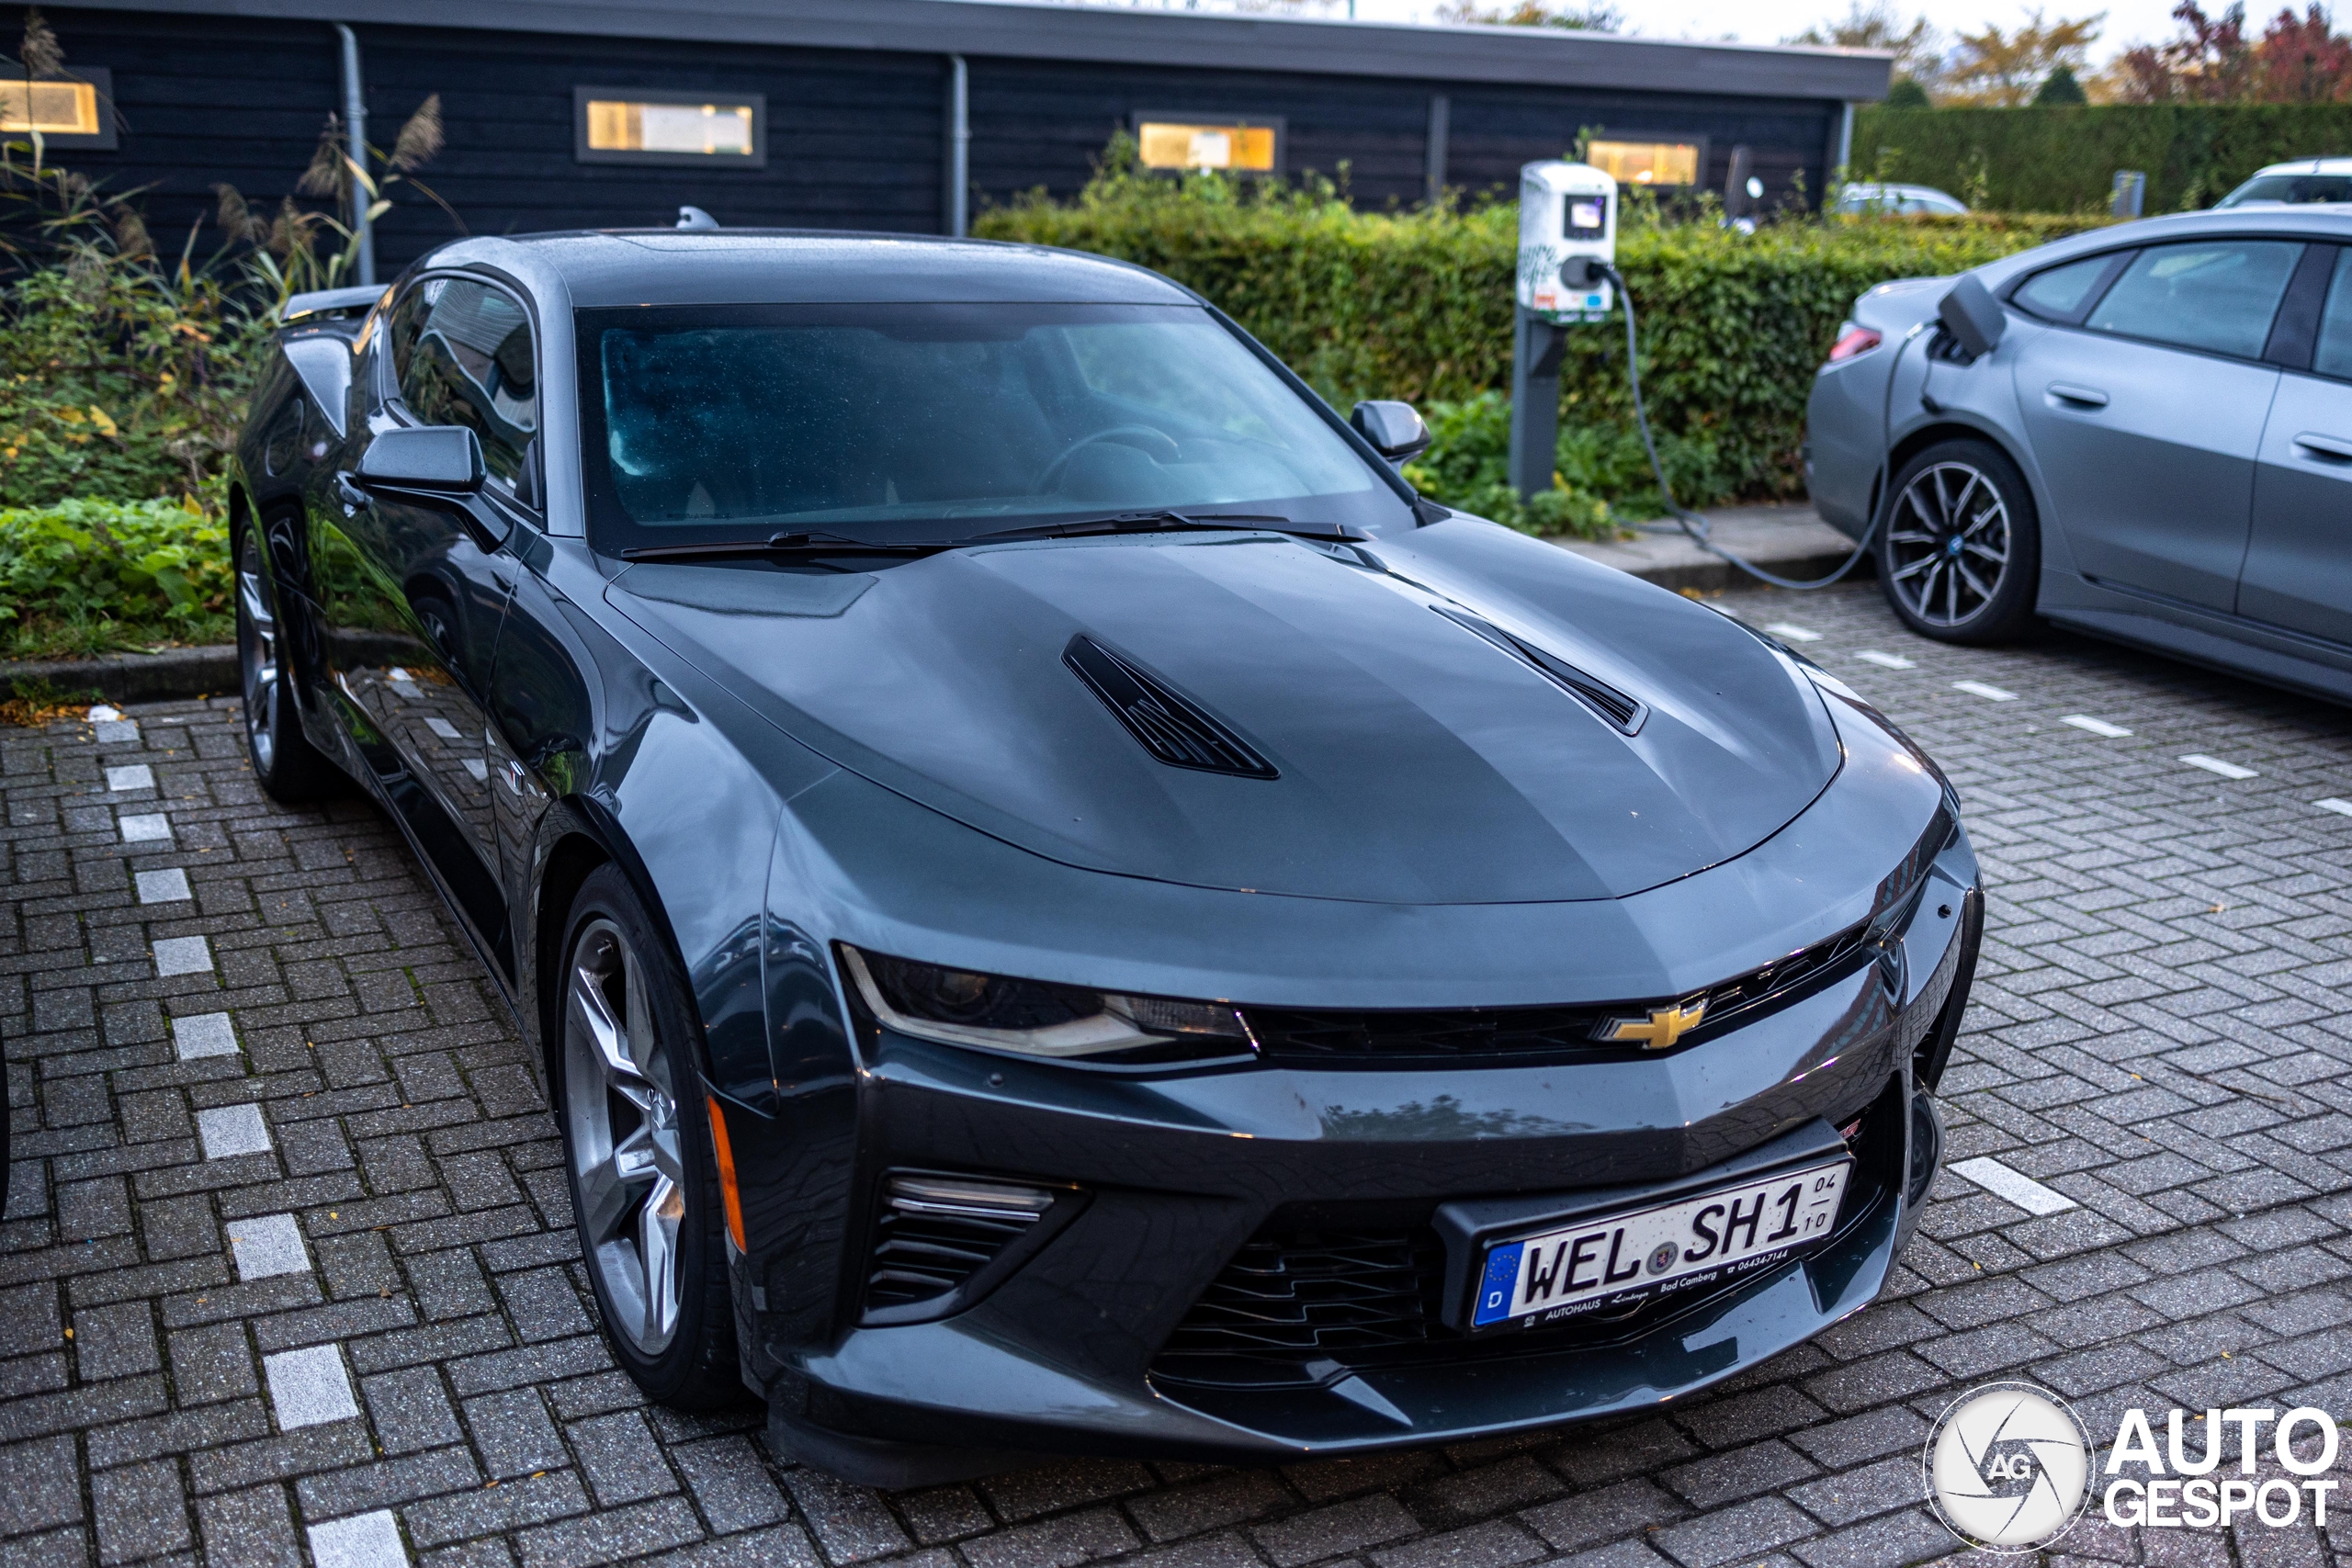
[1971,203,2352,288]
[2248,157,2352,177]
[415,230,1199,310]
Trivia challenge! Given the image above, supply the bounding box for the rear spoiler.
[282,284,386,323]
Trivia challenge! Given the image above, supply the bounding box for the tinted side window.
[385,285,435,389]
[396,278,538,487]
[2086,240,2302,359]
[2309,249,2352,380]
[2013,254,2123,322]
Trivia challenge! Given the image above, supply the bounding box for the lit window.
[573,86,765,167]
[1588,140,1702,187]
[0,69,115,149]
[1135,115,1283,175]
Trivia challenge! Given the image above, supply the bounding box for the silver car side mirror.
[1351,400,1432,463]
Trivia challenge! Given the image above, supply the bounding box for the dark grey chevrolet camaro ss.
[232,230,1982,1483]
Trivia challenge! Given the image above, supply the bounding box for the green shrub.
[976,156,2102,518]
[1853,104,2352,216]
[0,496,233,658]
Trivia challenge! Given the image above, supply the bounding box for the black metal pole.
[1509,308,1563,500]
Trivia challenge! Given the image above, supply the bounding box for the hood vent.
[1066,635,1279,780]
[1433,607,1647,736]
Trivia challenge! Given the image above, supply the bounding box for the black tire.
[235,518,344,802]
[1874,438,2041,645]
[556,863,743,1409]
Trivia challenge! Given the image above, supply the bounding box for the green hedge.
[1853,104,2352,216]
[0,498,233,660]
[977,167,2099,520]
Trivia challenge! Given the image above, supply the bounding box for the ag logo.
[1923,1382,2093,1551]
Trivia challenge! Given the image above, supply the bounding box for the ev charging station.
[1510,161,1618,500]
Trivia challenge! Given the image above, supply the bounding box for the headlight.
[840,946,1255,1064]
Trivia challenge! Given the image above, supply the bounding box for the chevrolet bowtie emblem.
[1600,998,1707,1050]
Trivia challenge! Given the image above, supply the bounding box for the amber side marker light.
[707,1096,748,1253]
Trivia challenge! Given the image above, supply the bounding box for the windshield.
[2218,174,2352,207]
[575,302,1407,548]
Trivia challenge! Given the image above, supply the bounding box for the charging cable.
[1594,261,1883,592]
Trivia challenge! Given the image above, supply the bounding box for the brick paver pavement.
[9,581,2352,1568]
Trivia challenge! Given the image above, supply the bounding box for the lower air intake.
[861,1172,1063,1325]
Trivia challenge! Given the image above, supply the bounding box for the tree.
[1787,1,1947,95]
[1436,1,1626,28]
[2103,0,2351,100]
[2033,62,2092,98]
[1885,75,1936,105]
[1941,9,2105,105]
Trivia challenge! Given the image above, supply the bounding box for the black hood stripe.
[1430,606,1649,736]
[1064,635,1279,780]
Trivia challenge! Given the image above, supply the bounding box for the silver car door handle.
[2047,383,2109,408]
[2292,431,2352,461]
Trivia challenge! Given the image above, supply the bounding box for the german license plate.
[1470,1158,1851,1333]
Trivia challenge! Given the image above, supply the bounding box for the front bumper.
[741,825,1981,1475]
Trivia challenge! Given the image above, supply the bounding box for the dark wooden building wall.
[52,7,1840,271]
[54,9,947,270]
[966,61,1838,213]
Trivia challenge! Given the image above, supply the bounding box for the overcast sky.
[1270,0,2174,68]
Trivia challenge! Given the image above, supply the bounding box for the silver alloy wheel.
[564,917,688,1355]
[236,529,278,773]
[1885,460,2011,628]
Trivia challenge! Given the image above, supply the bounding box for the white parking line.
[2060,716,2132,738]
[93,719,141,744]
[308,1510,407,1568]
[105,763,154,792]
[135,868,191,903]
[172,1012,238,1061]
[1950,1156,2078,1216]
[1952,680,2018,702]
[264,1344,359,1429]
[227,1213,311,1280]
[1765,622,1822,642]
[197,1103,271,1159]
[1854,649,1915,669]
[153,936,212,976]
[424,716,461,740]
[119,813,171,843]
[2180,754,2258,780]
[2315,798,2352,818]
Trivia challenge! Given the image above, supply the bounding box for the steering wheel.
[1037,424,1182,495]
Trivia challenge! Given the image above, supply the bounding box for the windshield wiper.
[617,530,943,562]
[959,511,1371,546]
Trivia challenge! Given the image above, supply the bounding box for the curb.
[1592,549,1877,597]
[1,646,239,705]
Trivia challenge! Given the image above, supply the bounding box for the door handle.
[2047,383,2109,408]
[333,472,368,511]
[2292,431,2352,461]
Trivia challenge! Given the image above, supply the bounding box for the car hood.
[606,522,1842,905]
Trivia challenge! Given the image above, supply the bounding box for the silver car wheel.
[1884,461,2011,628]
[565,917,688,1356]
[236,529,279,773]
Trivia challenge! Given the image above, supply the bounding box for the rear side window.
[2013,254,2122,322]
[2311,249,2352,380]
[2221,174,2352,207]
[395,277,539,488]
[2086,240,2302,359]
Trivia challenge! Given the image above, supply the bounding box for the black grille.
[1433,606,1647,735]
[1244,918,1875,1065]
[862,1174,1054,1319]
[1065,635,1277,779]
[1159,1230,1445,1359]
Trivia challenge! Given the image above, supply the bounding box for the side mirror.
[1351,400,1432,464]
[1938,275,2007,362]
[357,425,484,493]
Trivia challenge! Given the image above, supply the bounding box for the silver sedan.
[1805,208,2352,702]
